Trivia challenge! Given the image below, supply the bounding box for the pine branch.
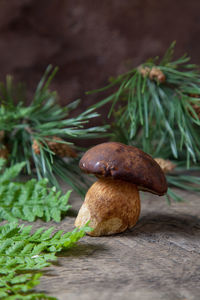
[89,42,200,164]
[0,222,92,299]
[0,65,109,196]
[88,42,200,202]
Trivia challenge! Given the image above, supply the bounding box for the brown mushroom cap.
[79,142,167,196]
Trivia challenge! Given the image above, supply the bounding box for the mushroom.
[75,142,167,236]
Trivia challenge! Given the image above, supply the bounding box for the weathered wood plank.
[31,188,200,300]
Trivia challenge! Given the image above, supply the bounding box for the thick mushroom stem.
[75,178,140,236]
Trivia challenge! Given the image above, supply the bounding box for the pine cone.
[149,67,166,83]
[32,139,41,155]
[0,130,4,142]
[138,66,150,77]
[32,136,77,158]
[191,103,200,120]
[138,66,165,83]
[0,145,9,160]
[47,136,77,158]
[154,158,176,174]
[189,94,200,120]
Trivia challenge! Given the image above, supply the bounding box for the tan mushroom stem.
[75,178,141,236]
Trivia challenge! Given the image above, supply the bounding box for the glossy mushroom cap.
[79,142,167,196]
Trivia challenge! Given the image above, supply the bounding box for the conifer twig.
[87,42,200,202]
[0,65,109,196]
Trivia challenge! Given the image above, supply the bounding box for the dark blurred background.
[0,0,200,118]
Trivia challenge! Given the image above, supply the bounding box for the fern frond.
[0,222,92,299]
[0,161,26,184]
[0,163,72,222]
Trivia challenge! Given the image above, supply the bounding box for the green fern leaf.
[0,162,26,183]
[0,164,72,222]
[0,222,91,299]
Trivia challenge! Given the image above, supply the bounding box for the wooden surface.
[31,188,200,300]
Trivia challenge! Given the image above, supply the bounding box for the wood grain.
[30,188,200,300]
[2,185,199,300]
